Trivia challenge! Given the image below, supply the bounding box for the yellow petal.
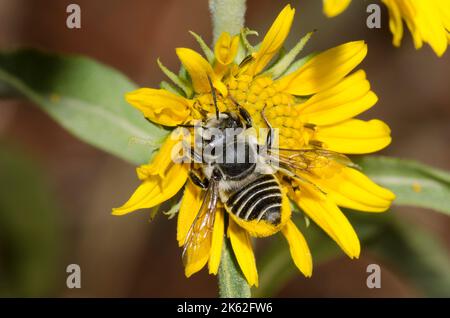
[411,0,449,56]
[125,88,191,126]
[228,219,258,287]
[290,184,360,259]
[323,0,352,17]
[297,70,378,126]
[184,236,211,278]
[182,184,221,277]
[315,119,392,154]
[209,208,225,275]
[276,41,367,96]
[214,32,240,78]
[177,181,202,246]
[214,32,240,65]
[308,167,396,212]
[383,0,404,48]
[136,130,183,180]
[246,4,295,76]
[436,0,450,32]
[176,47,228,96]
[112,163,188,215]
[382,0,449,57]
[281,220,313,277]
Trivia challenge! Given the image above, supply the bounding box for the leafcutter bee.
[180,78,355,265]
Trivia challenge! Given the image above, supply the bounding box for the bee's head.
[205,112,243,130]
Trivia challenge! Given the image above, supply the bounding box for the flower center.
[192,74,314,149]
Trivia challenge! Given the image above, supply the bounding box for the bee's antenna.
[207,76,220,120]
[261,105,274,149]
[178,124,197,129]
[178,124,207,129]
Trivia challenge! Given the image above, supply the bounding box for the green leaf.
[257,211,450,297]
[218,238,251,298]
[0,49,167,165]
[358,156,450,215]
[0,142,62,296]
[367,218,450,297]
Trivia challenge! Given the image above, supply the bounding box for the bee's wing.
[269,148,357,176]
[182,180,219,266]
[266,148,358,194]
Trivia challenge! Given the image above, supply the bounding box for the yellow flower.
[113,4,395,287]
[323,0,450,57]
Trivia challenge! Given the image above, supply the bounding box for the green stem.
[209,0,247,43]
[209,0,249,298]
[218,238,251,298]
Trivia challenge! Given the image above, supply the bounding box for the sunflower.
[113,4,395,287]
[323,0,450,57]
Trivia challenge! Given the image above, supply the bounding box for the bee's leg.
[304,123,316,131]
[261,106,274,150]
[189,171,209,189]
[278,165,326,195]
[229,95,253,128]
[187,142,208,189]
[207,76,220,120]
[238,106,253,128]
[188,148,208,189]
[189,147,203,163]
[211,167,223,182]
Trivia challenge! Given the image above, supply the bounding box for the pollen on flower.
[49,93,61,102]
[412,182,422,193]
[193,93,234,117]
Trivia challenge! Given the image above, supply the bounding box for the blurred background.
[0,0,449,297]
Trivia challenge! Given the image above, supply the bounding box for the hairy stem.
[209,0,247,43]
[209,0,250,298]
[218,238,251,298]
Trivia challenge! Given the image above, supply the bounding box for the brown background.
[0,0,449,297]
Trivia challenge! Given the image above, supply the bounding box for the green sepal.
[189,31,215,64]
[157,58,193,97]
[263,31,314,78]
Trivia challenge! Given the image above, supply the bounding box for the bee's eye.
[224,118,242,129]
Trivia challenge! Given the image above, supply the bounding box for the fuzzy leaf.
[0,49,167,165]
[358,156,450,215]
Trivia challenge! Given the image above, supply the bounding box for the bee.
[180,79,354,265]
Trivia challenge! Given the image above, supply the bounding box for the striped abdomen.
[224,174,282,225]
